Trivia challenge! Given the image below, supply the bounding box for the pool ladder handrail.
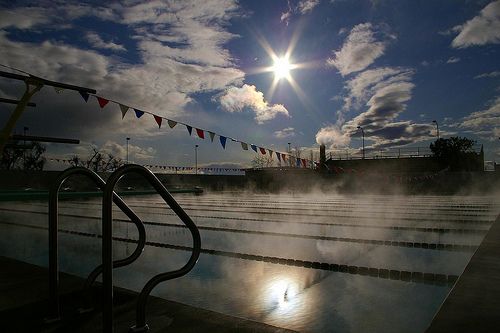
[46,167,146,322]
[101,164,201,333]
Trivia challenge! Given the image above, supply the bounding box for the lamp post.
[432,120,440,140]
[126,137,130,164]
[357,126,365,159]
[23,126,28,169]
[288,142,292,167]
[195,144,198,175]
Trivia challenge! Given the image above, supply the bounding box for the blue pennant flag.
[276,151,281,162]
[79,91,89,102]
[186,125,192,135]
[296,157,301,167]
[220,136,227,149]
[250,144,257,153]
[134,109,144,118]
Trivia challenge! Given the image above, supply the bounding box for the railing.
[46,167,146,323]
[46,165,201,332]
[102,164,201,332]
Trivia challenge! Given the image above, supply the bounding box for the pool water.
[0,193,498,332]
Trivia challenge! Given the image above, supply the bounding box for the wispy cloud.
[274,127,296,139]
[451,0,500,48]
[458,96,500,140]
[280,0,320,25]
[0,7,51,29]
[474,70,500,79]
[316,65,433,149]
[219,84,289,124]
[86,32,125,51]
[446,56,460,64]
[0,1,245,142]
[327,23,393,76]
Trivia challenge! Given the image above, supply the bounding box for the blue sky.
[0,0,499,169]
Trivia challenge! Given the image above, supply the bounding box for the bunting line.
[75,92,315,168]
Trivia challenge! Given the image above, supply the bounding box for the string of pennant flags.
[49,158,245,173]
[69,88,315,169]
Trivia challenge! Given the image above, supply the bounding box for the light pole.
[432,120,440,140]
[23,126,28,169]
[126,137,130,164]
[357,126,365,159]
[195,144,198,175]
[288,142,292,167]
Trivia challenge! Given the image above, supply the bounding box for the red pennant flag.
[196,128,205,139]
[259,147,266,155]
[302,159,307,168]
[97,96,109,108]
[154,115,162,128]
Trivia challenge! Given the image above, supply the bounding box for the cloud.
[298,0,321,14]
[474,70,500,79]
[218,84,289,124]
[280,0,320,25]
[326,23,392,76]
[0,7,51,30]
[0,1,245,147]
[85,32,126,51]
[123,0,241,67]
[451,0,500,48]
[446,56,461,64]
[459,96,500,140]
[317,65,433,149]
[274,127,296,139]
[315,125,351,146]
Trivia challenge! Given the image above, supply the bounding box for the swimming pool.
[0,192,498,332]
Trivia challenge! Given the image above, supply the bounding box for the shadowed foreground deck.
[426,213,500,332]
[0,256,295,333]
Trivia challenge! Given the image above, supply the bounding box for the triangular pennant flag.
[134,109,144,118]
[241,142,248,150]
[54,87,65,94]
[302,159,307,168]
[154,115,162,128]
[119,104,129,119]
[186,125,192,136]
[259,147,266,155]
[219,136,227,149]
[276,152,281,162]
[196,128,205,139]
[251,145,258,153]
[167,119,177,128]
[296,158,301,167]
[282,153,287,161]
[208,131,215,142]
[97,96,109,108]
[79,91,89,102]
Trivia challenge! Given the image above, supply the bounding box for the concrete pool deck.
[0,256,295,333]
[426,213,500,332]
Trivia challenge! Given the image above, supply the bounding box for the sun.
[273,57,292,80]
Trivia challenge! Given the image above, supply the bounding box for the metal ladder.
[47,165,201,332]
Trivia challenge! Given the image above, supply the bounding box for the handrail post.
[101,164,201,333]
[46,167,145,323]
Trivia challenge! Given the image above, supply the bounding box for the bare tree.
[251,154,274,168]
[69,147,124,172]
[0,142,46,170]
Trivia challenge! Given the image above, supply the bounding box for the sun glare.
[273,57,292,80]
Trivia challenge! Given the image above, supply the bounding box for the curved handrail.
[46,167,146,322]
[101,164,201,333]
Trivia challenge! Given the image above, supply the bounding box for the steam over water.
[0,193,498,332]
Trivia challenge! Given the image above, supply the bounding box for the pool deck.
[0,256,295,333]
[426,213,500,332]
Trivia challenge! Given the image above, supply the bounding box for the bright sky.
[0,0,499,168]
